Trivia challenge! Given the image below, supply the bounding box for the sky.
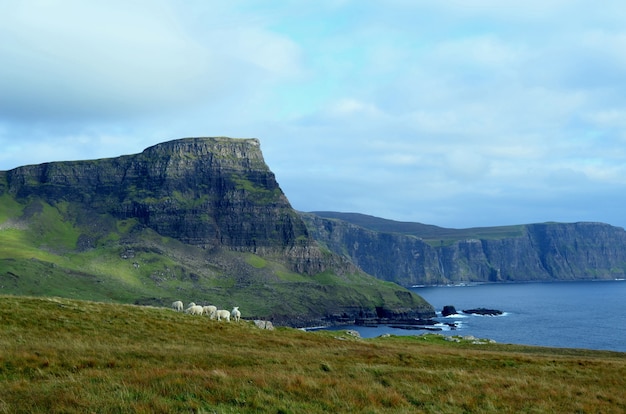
[2,1,626,229]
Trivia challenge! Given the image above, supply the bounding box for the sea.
[322,280,626,353]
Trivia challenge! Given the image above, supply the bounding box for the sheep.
[171,300,183,312]
[231,306,241,322]
[185,305,204,315]
[215,309,231,322]
[203,305,217,319]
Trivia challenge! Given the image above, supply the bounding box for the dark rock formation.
[302,212,626,286]
[442,305,458,317]
[462,308,503,316]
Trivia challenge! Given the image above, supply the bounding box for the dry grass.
[1,295,625,413]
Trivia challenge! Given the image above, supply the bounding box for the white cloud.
[0,0,303,122]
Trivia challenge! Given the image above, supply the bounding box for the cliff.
[4,138,309,258]
[0,138,435,324]
[303,212,626,286]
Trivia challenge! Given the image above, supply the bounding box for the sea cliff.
[303,212,626,286]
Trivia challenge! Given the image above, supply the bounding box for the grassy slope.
[0,295,624,413]
[0,197,430,322]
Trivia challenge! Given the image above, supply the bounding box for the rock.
[441,305,457,317]
[462,308,503,316]
[253,320,275,330]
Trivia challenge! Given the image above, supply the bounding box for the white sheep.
[231,307,241,322]
[185,305,204,315]
[215,309,231,322]
[203,305,217,318]
[171,300,183,312]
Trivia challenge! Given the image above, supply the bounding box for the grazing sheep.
[171,300,183,312]
[203,305,217,318]
[231,307,241,322]
[215,309,231,322]
[185,305,204,315]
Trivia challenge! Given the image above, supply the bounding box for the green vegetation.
[0,198,428,321]
[231,174,281,204]
[244,253,267,269]
[0,193,24,223]
[0,295,624,413]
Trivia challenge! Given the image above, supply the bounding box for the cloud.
[2,1,626,229]
[0,1,200,119]
[0,0,303,123]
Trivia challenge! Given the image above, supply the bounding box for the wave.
[434,322,463,331]
[436,311,468,318]
[443,313,468,318]
[437,311,509,318]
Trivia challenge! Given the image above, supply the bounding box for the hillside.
[0,137,434,325]
[304,212,626,286]
[1,295,624,413]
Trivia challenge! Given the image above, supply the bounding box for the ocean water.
[324,280,626,352]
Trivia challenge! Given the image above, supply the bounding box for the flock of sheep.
[171,300,241,322]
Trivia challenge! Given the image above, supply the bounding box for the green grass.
[0,193,24,223]
[231,174,281,204]
[0,295,624,413]
[244,253,267,269]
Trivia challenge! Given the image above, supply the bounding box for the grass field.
[1,295,625,413]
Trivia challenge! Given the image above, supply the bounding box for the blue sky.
[2,1,626,229]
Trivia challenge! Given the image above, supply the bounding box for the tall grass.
[1,295,625,413]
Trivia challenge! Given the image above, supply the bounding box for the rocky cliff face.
[4,137,325,274]
[303,214,626,286]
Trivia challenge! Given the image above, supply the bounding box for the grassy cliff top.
[1,295,625,413]
[310,211,527,245]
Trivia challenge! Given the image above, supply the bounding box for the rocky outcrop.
[462,308,503,316]
[302,213,626,286]
[441,305,458,317]
[254,320,275,330]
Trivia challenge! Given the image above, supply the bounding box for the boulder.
[254,320,275,330]
[441,305,457,317]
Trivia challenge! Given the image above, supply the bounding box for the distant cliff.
[0,138,435,324]
[303,212,626,286]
